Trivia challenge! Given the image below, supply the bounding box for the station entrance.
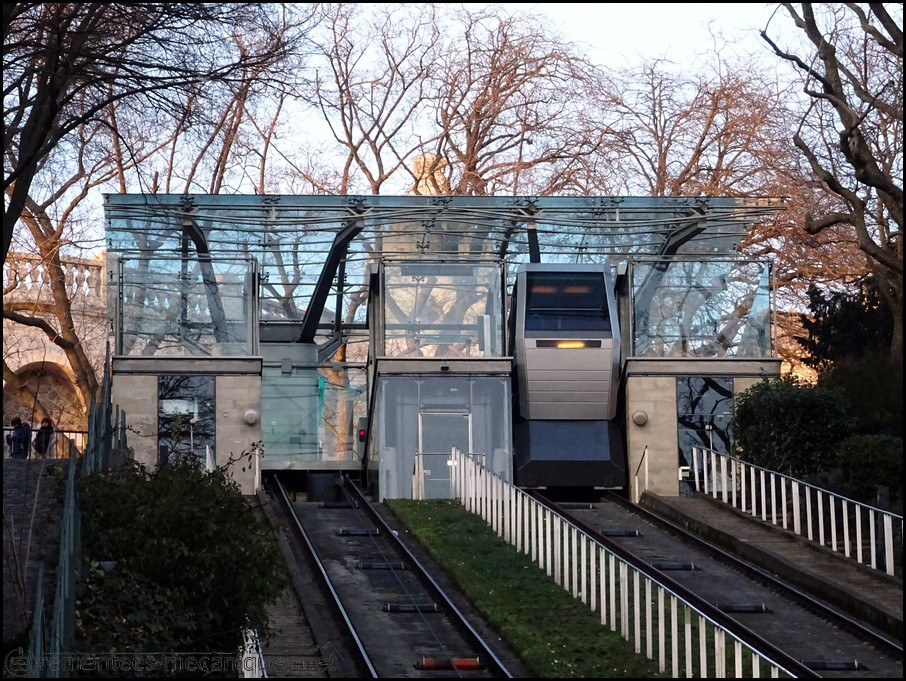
[104,195,782,498]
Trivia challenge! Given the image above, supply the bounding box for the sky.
[475,3,787,68]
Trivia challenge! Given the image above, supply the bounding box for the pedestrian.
[32,417,56,458]
[6,417,32,459]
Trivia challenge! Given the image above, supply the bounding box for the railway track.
[269,474,514,678]
[531,490,903,678]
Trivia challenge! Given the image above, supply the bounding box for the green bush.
[835,434,903,511]
[734,375,853,477]
[821,349,903,437]
[76,459,287,666]
[797,281,893,372]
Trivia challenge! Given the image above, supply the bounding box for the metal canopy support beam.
[659,208,706,257]
[334,257,346,333]
[317,332,345,363]
[526,217,541,263]
[181,212,229,344]
[496,221,517,260]
[299,212,366,344]
[633,209,710,349]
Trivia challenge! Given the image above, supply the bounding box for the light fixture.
[556,340,587,349]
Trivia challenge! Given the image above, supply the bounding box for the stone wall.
[626,376,679,498]
[112,357,263,494]
[624,358,782,498]
[2,459,62,641]
[216,375,263,493]
[3,252,108,431]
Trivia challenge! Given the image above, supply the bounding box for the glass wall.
[157,375,216,466]
[260,365,367,465]
[632,259,771,358]
[106,194,783,359]
[676,376,733,495]
[115,256,257,356]
[382,263,504,358]
[368,374,512,499]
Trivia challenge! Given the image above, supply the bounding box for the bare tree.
[4,4,315,416]
[301,4,442,195]
[762,3,903,356]
[3,111,172,416]
[3,3,301,263]
[431,8,607,196]
[599,56,794,197]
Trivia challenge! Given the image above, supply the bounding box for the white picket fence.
[692,447,902,577]
[241,628,266,678]
[449,448,802,678]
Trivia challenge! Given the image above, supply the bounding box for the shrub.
[734,375,853,478]
[76,458,287,665]
[821,349,903,437]
[835,434,903,511]
[797,281,893,372]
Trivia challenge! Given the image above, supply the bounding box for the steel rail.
[343,477,515,678]
[602,489,904,655]
[528,490,821,678]
[272,475,379,678]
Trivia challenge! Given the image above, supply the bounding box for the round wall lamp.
[244,409,260,426]
[632,410,649,426]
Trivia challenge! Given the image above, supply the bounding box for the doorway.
[417,412,472,498]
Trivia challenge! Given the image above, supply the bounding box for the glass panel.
[632,259,771,358]
[117,256,256,356]
[677,376,734,417]
[416,452,458,500]
[420,413,470,454]
[260,365,366,465]
[157,375,215,466]
[382,263,503,358]
[524,271,610,332]
[368,374,512,499]
[677,376,734,495]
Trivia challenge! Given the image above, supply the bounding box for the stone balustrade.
[3,252,106,303]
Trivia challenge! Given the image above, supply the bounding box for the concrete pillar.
[111,374,158,468]
[626,376,679,497]
[216,375,262,494]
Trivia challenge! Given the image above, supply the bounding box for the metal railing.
[449,448,802,678]
[412,454,426,500]
[692,447,903,577]
[3,428,88,460]
[633,445,650,504]
[26,444,81,678]
[241,629,267,678]
[25,347,124,677]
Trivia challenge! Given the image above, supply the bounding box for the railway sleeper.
[382,602,440,613]
[356,561,406,570]
[336,527,380,536]
[415,657,484,671]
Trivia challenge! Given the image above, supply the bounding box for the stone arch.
[2,361,85,430]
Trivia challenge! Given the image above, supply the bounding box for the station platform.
[640,492,903,641]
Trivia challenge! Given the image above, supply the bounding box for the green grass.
[386,499,665,678]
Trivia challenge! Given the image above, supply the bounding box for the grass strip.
[386,499,664,678]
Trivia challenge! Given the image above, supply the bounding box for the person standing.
[6,417,32,459]
[32,417,56,458]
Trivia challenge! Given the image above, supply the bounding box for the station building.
[104,194,781,499]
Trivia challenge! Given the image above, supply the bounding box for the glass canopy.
[106,194,782,352]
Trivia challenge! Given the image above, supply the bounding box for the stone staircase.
[2,459,63,641]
